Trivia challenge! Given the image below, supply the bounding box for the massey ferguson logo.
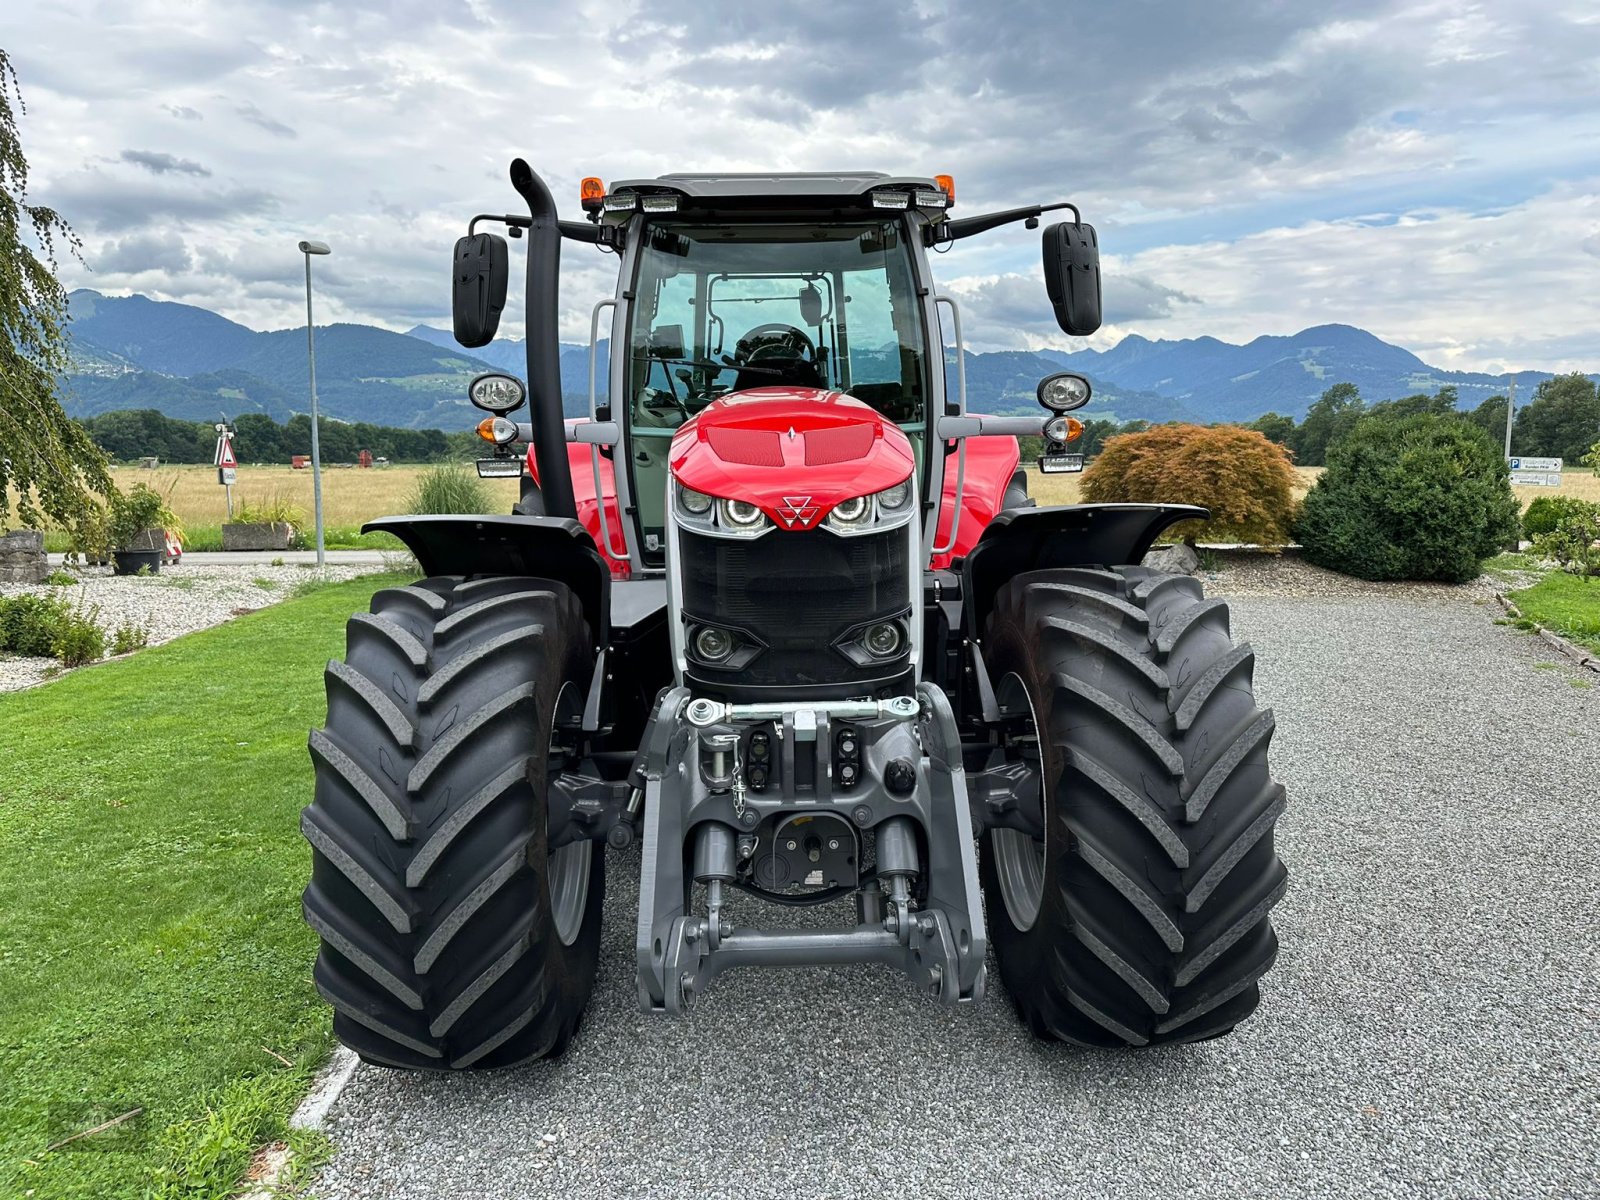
[778,496,819,528]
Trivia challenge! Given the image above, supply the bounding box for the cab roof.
[609,172,940,199]
[601,172,949,220]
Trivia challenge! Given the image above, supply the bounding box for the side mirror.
[452,232,509,348]
[799,282,823,327]
[649,324,686,359]
[1041,221,1101,336]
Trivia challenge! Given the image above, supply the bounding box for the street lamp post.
[298,239,331,568]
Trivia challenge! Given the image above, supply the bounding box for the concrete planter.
[0,529,48,584]
[222,521,294,551]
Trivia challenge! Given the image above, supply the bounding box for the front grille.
[679,525,910,690]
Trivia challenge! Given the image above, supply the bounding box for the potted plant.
[64,499,112,566]
[108,484,168,575]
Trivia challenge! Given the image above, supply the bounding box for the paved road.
[314,588,1600,1199]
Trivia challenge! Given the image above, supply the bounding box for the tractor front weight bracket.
[633,683,988,1014]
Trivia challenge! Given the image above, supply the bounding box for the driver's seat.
[733,356,824,392]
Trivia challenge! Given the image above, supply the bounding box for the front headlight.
[673,480,772,538]
[877,480,912,511]
[721,499,766,529]
[828,495,871,531]
[824,478,917,535]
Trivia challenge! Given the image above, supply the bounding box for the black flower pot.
[112,549,162,576]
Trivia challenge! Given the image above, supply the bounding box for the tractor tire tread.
[980,565,1287,1047]
[302,574,603,1070]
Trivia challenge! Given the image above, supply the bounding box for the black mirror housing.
[799,282,823,327]
[452,232,509,348]
[1042,221,1102,336]
[649,324,686,360]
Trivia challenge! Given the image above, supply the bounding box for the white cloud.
[4,0,1596,371]
[1102,183,1600,373]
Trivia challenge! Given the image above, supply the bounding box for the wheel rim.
[991,672,1047,933]
[545,682,592,947]
[548,839,592,947]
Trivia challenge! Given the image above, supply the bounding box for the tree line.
[76,409,479,464]
[1244,372,1599,466]
[84,373,1599,470]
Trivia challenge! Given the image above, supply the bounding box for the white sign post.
[214,425,238,516]
[1508,457,1562,488]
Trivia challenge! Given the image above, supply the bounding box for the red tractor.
[301,163,1287,1070]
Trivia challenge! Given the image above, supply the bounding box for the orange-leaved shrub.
[1080,423,1299,546]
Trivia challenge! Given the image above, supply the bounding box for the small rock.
[1142,542,1201,576]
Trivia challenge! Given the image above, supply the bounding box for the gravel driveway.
[0,560,378,692]
[312,582,1600,1200]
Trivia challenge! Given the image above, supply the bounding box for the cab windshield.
[624,218,930,559]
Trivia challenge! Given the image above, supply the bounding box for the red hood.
[668,388,915,531]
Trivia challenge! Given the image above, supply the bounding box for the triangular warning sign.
[218,439,237,468]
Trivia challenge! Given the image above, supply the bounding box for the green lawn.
[0,573,409,1199]
[1509,570,1600,653]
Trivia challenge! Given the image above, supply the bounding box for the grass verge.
[1508,570,1600,654]
[0,572,410,1199]
[42,526,403,554]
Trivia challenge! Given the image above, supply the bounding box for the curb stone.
[1494,592,1600,674]
[241,1047,360,1198]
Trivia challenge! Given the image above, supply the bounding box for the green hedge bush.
[1522,494,1592,539]
[1294,414,1519,582]
[1530,498,1600,578]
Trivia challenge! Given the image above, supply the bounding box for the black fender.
[364,514,610,644]
[960,503,1207,639]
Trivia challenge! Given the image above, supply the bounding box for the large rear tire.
[302,575,604,1069]
[979,566,1287,1045]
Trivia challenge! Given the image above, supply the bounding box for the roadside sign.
[214,426,237,511]
[1509,457,1561,472]
[1510,471,1562,487]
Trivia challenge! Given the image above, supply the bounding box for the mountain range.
[59,289,1582,432]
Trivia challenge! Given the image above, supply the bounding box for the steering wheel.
[733,323,816,368]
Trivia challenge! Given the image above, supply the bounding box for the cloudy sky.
[6,0,1599,371]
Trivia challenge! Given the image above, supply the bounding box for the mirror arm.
[466,213,618,249]
[468,213,531,237]
[559,220,624,249]
[926,201,1081,246]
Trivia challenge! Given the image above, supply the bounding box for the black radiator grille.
[679,525,910,688]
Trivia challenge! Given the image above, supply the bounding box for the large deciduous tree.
[1290,381,1365,466]
[1513,372,1600,463]
[0,48,113,536]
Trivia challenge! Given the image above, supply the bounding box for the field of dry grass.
[114,463,520,529]
[12,460,1599,545]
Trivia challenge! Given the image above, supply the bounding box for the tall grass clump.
[404,463,491,515]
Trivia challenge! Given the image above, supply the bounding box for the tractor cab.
[615,195,936,565]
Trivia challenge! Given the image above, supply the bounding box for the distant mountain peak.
[57,291,1580,430]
